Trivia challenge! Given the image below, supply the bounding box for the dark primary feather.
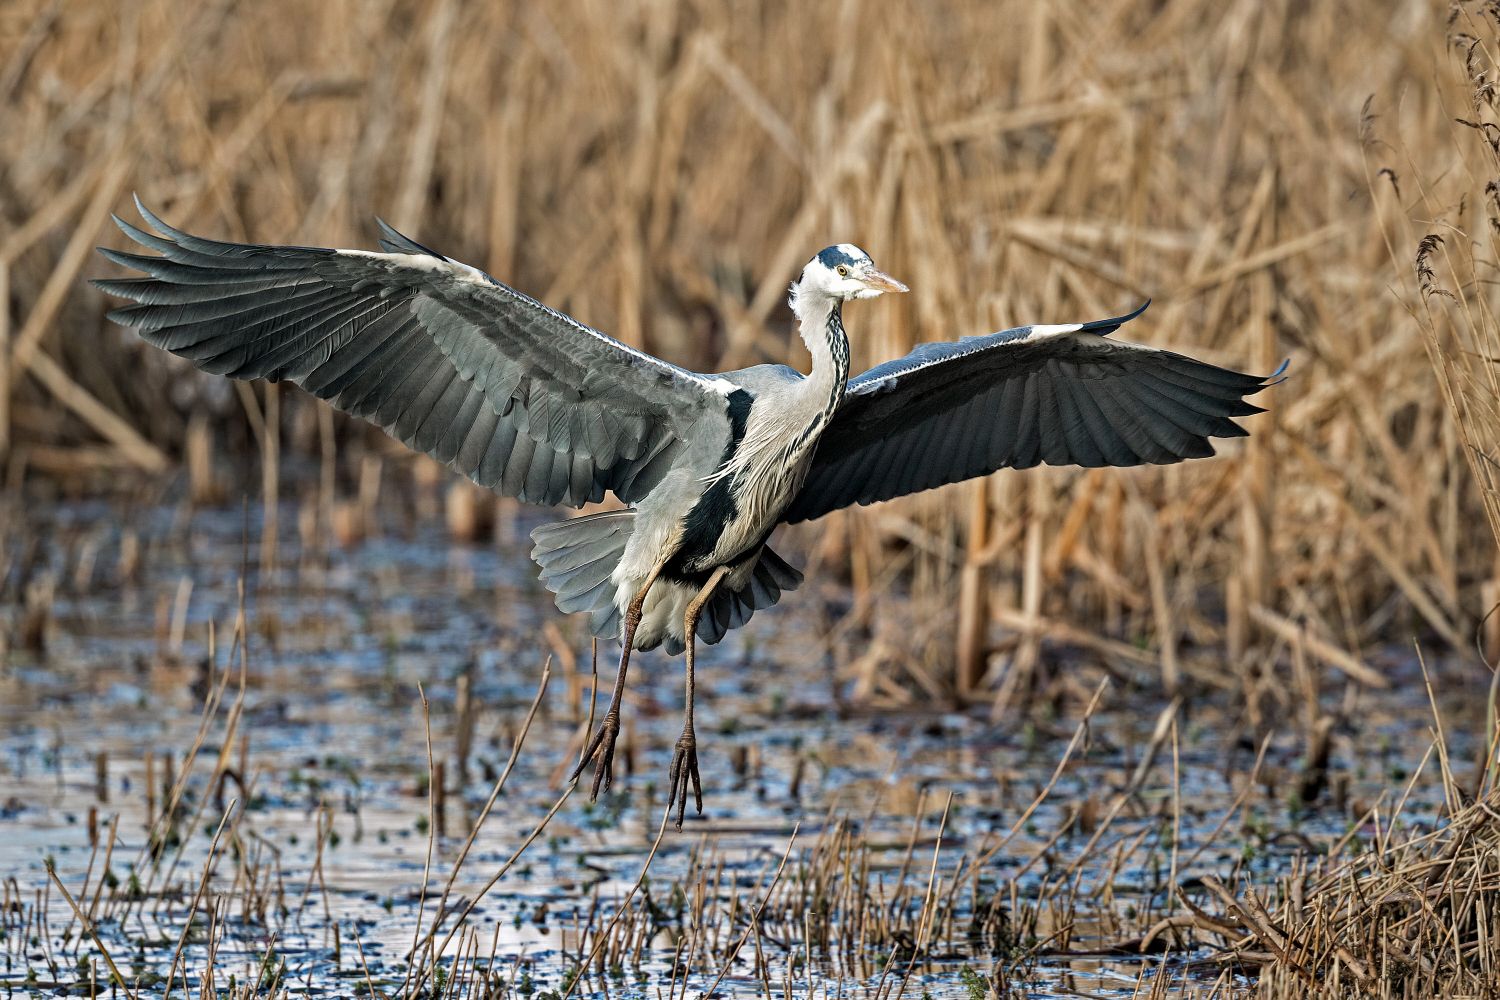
[782,304,1285,524]
[95,199,730,508]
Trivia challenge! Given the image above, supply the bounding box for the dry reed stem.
[398,684,440,1000]
[162,802,237,1000]
[409,659,551,972]
[559,802,675,1000]
[42,861,138,1000]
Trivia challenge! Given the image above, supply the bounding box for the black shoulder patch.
[667,388,756,576]
[724,387,752,442]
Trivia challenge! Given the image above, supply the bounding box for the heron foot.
[667,728,703,828]
[572,711,622,801]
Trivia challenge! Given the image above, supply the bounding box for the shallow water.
[0,494,1471,998]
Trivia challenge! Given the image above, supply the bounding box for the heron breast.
[670,387,823,573]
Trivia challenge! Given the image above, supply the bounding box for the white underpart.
[608,505,760,651]
[633,579,694,650]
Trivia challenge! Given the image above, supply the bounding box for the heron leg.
[572,560,665,800]
[668,564,730,828]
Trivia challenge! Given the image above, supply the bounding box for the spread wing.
[95,198,734,508]
[782,303,1285,524]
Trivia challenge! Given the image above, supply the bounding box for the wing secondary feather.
[96,199,731,508]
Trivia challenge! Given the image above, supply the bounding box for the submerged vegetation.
[5,0,1500,996]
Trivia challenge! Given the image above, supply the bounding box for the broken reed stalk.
[162,802,237,1000]
[889,792,953,999]
[259,381,278,575]
[43,861,138,1000]
[954,479,990,697]
[0,262,8,457]
[420,778,581,996]
[699,824,801,1000]
[398,683,440,1000]
[408,660,551,974]
[560,806,675,1000]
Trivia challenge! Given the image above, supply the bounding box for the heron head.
[795,244,908,306]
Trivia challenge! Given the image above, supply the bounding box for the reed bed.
[1402,3,1500,659]
[1216,780,1500,997]
[0,0,1485,706]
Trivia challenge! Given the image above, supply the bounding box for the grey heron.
[95,200,1283,824]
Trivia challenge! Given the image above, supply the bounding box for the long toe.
[688,747,702,817]
[591,754,613,800]
[570,727,603,784]
[575,714,621,801]
[590,727,619,800]
[668,734,702,828]
[668,745,686,827]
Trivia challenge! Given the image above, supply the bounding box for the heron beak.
[860,268,909,294]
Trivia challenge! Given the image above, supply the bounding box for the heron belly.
[634,552,768,652]
[632,577,698,652]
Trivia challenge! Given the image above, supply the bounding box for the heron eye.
[836,265,848,277]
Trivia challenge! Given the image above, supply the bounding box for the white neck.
[706,288,851,492]
[792,289,850,412]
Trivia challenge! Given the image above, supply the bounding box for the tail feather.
[755,547,804,592]
[533,510,804,653]
[693,546,804,648]
[557,576,615,616]
[546,533,634,577]
[531,511,635,639]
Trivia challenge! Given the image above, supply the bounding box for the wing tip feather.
[1260,357,1292,388]
[133,194,174,238]
[1081,298,1151,336]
